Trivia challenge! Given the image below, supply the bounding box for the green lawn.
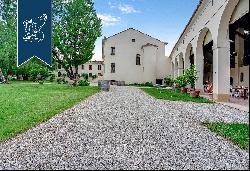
[204,123,249,150]
[0,82,100,141]
[141,88,212,103]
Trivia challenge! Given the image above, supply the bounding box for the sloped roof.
[104,28,168,45]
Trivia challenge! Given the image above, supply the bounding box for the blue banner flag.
[17,0,52,67]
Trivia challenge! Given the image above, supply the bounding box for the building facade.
[103,28,172,84]
[169,0,249,102]
[57,60,104,79]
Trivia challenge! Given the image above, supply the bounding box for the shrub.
[49,72,55,82]
[56,78,63,84]
[92,74,97,80]
[175,75,188,88]
[81,73,88,80]
[38,80,44,85]
[78,79,90,86]
[145,82,154,87]
[164,76,175,87]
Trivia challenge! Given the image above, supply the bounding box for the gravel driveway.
[0,86,249,170]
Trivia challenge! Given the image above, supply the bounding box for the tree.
[0,0,17,78]
[17,58,50,81]
[53,0,102,80]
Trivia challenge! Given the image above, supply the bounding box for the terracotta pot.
[190,90,200,98]
[181,87,188,93]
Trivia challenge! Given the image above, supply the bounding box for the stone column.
[195,46,204,91]
[171,62,175,78]
[213,46,230,102]
[178,57,184,76]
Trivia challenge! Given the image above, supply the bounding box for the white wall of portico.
[169,0,247,102]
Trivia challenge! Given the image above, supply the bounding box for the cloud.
[109,2,140,14]
[118,4,140,14]
[97,13,121,26]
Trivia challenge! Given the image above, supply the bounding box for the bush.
[81,73,88,80]
[92,74,97,80]
[49,72,55,82]
[164,76,175,87]
[56,77,63,84]
[38,80,44,85]
[128,82,154,87]
[78,79,90,86]
[175,75,188,88]
[145,82,154,87]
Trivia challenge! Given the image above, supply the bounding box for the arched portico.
[213,0,249,102]
[177,53,184,76]
[196,27,214,92]
[185,43,194,70]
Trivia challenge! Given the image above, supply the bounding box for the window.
[111,63,115,73]
[98,73,102,76]
[58,64,62,69]
[58,71,62,77]
[136,54,141,65]
[89,65,92,70]
[89,73,92,77]
[82,65,84,70]
[98,65,102,70]
[111,47,115,55]
[230,77,234,86]
[132,39,135,42]
[240,73,244,82]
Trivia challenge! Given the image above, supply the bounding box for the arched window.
[136,54,141,65]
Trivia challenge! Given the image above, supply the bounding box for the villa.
[102,28,172,85]
[169,0,249,102]
[57,60,104,79]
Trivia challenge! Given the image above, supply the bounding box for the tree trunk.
[75,65,78,79]
[68,66,74,80]
[0,68,6,83]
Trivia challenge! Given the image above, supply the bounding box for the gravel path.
[0,86,249,170]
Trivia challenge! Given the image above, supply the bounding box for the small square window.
[111,47,115,55]
[132,39,135,42]
[89,65,92,70]
[111,63,115,73]
[98,65,102,70]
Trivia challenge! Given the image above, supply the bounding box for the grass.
[0,82,100,141]
[204,123,249,150]
[141,87,212,103]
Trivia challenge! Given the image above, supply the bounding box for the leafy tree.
[17,58,50,81]
[53,0,102,80]
[0,0,17,78]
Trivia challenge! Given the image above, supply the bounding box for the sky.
[92,0,200,61]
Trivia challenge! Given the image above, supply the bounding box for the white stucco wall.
[231,66,249,87]
[103,28,171,84]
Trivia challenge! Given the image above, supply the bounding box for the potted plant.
[186,65,200,98]
[175,75,188,93]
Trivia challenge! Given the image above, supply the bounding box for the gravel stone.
[0,86,249,170]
